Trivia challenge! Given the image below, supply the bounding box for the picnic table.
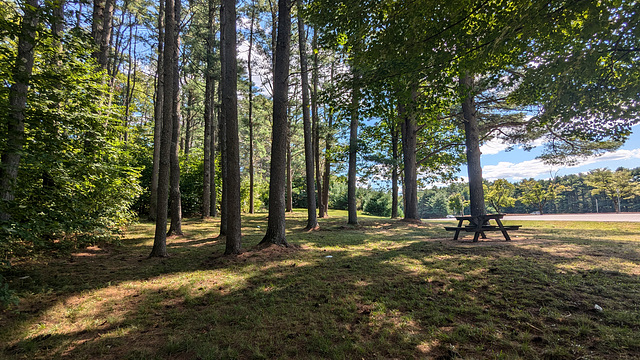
[444,214,521,242]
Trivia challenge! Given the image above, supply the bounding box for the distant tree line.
[416,167,640,218]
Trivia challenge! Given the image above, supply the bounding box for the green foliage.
[363,190,391,217]
[585,168,640,212]
[0,273,18,309]
[447,193,467,216]
[0,28,142,255]
[418,190,449,219]
[179,151,205,217]
[484,179,516,214]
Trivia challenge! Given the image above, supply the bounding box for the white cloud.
[480,139,510,155]
[480,137,546,155]
[483,148,640,181]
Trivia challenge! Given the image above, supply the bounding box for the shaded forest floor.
[2,210,640,359]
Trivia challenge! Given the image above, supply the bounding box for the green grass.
[2,211,640,359]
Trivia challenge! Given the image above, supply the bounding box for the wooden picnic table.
[444,214,521,242]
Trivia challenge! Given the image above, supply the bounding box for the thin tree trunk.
[221,0,241,254]
[461,73,486,217]
[347,74,359,225]
[183,88,192,156]
[391,119,399,219]
[248,1,256,214]
[297,0,318,230]
[261,0,291,246]
[321,63,334,216]
[123,13,134,142]
[150,0,177,257]
[150,0,164,221]
[0,0,39,222]
[286,128,292,213]
[167,0,182,236]
[52,0,65,51]
[311,29,324,219]
[401,87,419,221]
[210,82,218,217]
[202,0,215,218]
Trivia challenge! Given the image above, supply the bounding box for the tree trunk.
[391,120,399,219]
[400,88,419,221]
[123,13,134,143]
[202,0,215,218]
[167,70,182,235]
[261,0,291,246]
[286,132,292,213]
[183,88,193,156]
[92,0,114,68]
[0,0,39,222]
[297,0,318,230]
[347,75,359,225]
[210,82,218,217]
[321,64,334,216]
[221,0,242,254]
[218,21,227,236]
[461,73,486,217]
[167,0,182,236]
[248,1,256,214]
[149,0,164,221]
[311,30,324,219]
[150,0,177,257]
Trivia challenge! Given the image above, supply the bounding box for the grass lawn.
[1,210,640,359]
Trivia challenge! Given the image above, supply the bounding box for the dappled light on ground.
[2,211,640,359]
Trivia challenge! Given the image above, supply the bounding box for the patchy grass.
[2,211,640,359]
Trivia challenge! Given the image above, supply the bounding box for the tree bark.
[261,0,291,246]
[400,87,419,221]
[202,0,215,218]
[221,0,242,254]
[149,0,164,221]
[391,120,399,219]
[183,87,193,156]
[461,73,486,217]
[286,129,292,213]
[150,0,177,257]
[312,30,324,219]
[321,64,334,216]
[167,0,182,236]
[92,0,114,68]
[297,0,318,230]
[210,83,218,217]
[218,7,227,236]
[248,1,256,214]
[0,0,39,222]
[347,75,359,225]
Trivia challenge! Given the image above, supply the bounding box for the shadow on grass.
[2,213,640,359]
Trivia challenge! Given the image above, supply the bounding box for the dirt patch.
[203,243,304,267]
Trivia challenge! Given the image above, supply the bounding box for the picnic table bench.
[444,214,521,242]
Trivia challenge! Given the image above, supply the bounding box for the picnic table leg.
[453,219,463,240]
[480,231,487,239]
[473,231,480,242]
[495,218,511,241]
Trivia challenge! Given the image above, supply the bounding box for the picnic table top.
[455,214,504,221]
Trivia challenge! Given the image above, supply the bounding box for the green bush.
[363,191,392,217]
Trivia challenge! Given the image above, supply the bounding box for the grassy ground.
[1,210,640,359]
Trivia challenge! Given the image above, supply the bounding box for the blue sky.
[465,125,640,182]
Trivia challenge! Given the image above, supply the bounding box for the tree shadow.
[2,216,640,359]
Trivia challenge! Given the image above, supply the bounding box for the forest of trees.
[1,0,639,257]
